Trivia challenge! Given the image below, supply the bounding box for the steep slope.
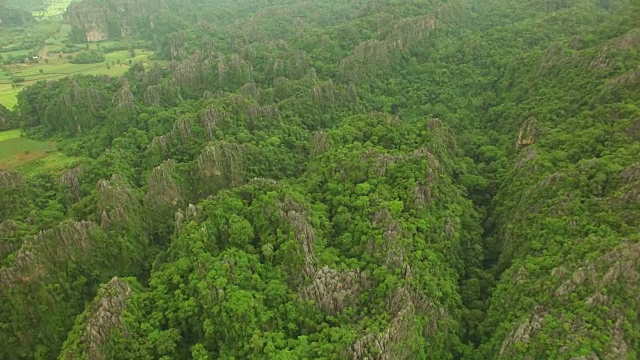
[64,0,161,41]
[0,6,35,26]
[477,0,640,357]
[53,110,485,358]
[1,0,639,358]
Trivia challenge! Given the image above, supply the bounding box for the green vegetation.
[0,0,639,359]
[0,84,19,109]
[0,129,76,174]
[0,6,35,26]
[0,128,20,142]
[0,49,160,108]
[69,49,105,64]
[0,0,158,108]
[0,135,56,167]
[34,0,73,19]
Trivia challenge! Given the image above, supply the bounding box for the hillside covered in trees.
[0,6,35,26]
[1,0,640,358]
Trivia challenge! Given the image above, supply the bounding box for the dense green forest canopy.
[0,0,639,358]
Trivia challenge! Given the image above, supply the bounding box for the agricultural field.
[0,83,18,109]
[0,0,165,109]
[0,129,78,175]
[0,49,164,108]
[0,20,61,52]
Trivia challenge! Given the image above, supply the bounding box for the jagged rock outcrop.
[358,146,440,208]
[0,221,97,289]
[277,196,316,277]
[112,78,135,112]
[59,166,84,200]
[96,174,141,231]
[517,117,539,148]
[174,203,198,234]
[64,0,164,41]
[0,170,25,189]
[277,196,372,314]
[59,277,134,360]
[310,80,336,107]
[370,208,406,269]
[147,116,197,156]
[169,51,217,87]
[200,107,228,140]
[301,266,368,315]
[339,13,443,80]
[349,286,444,360]
[196,142,246,187]
[0,220,21,259]
[144,160,179,207]
[496,241,640,358]
[499,307,548,355]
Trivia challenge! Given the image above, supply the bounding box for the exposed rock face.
[144,160,179,207]
[349,286,444,360]
[96,174,141,231]
[301,266,368,315]
[500,307,548,355]
[517,117,539,148]
[59,277,134,360]
[64,0,164,41]
[497,241,640,359]
[78,278,133,360]
[0,221,97,289]
[277,196,316,277]
[64,1,107,42]
[0,170,25,189]
[59,166,84,200]
[196,142,246,188]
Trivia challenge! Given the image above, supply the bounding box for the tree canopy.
[1,0,640,358]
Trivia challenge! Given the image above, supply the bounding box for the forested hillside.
[1,0,639,358]
[0,6,35,26]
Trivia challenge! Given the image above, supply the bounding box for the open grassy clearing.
[0,129,21,142]
[0,51,166,108]
[7,59,140,78]
[0,129,79,174]
[105,49,153,63]
[0,49,31,59]
[85,41,123,50]
[0,135,57,169]
[0,84,19,109]
[0,63,155,109]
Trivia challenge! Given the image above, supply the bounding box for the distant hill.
[63,0,253,43]
[0,0,45,11]
[64,0,160,42]
[0,6,35,26]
